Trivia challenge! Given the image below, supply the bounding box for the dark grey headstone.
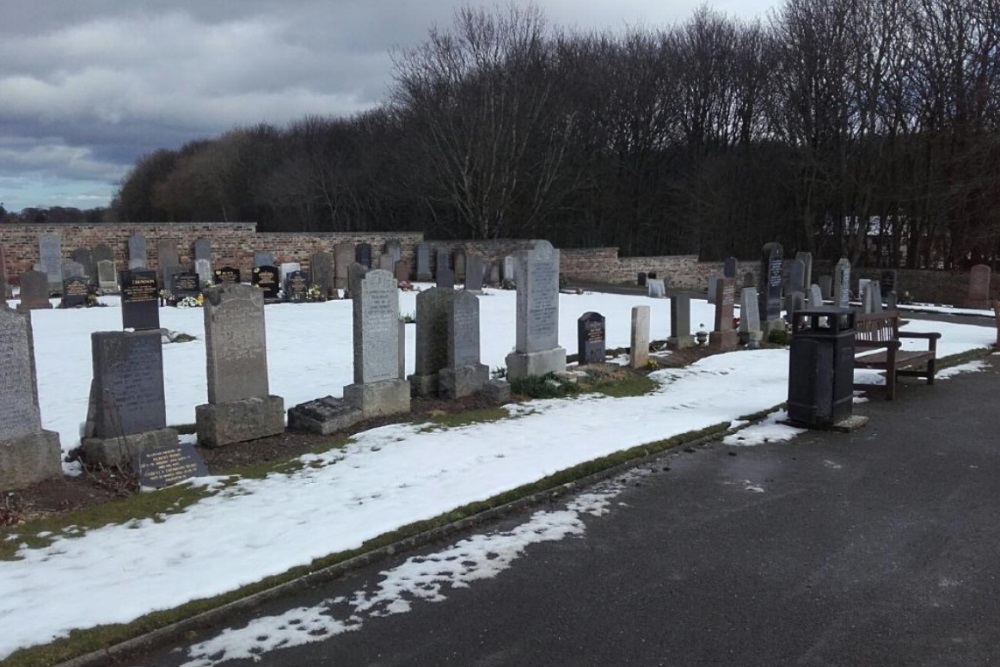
[809,284,824,308]
[310,251,334,295]
[137,441,209,489]
[638,272,647,287]
[90,330,166,438]
[334,243,355,290]
[412,287,457,380]
[17,270,52,311]
[194,238,212,262]
[453,248,467,281]
[170,272,200,299]
[743,271,755,289]
[515,240,560,354]
[880,270,898,295]
[73,248,95,279]
[707,274,719,304]
[436,248,450,276]
[670,294,691,339]
[833,258,851,308]
[353,270,399,384]
[488,261,500,286]
[203,283,269,403]
[759,243,783,320]
[283,270,310,302]
[788,259,806,294]
[577,312,606,365]
[465,254,484,292]
[723,257,737,278]
[347,262,368,298]
[157,240,180,287]
[0,305,43,440]
[62,259,87,279]
[251,265,280,300]
[436,264,455,289]
[120,270,160,330]
[254,251,275,268]
[355,243,373,269]
[62,277,89,308]
[38,234,63,288]
[415,244,432,281]
[448,290,481,367]
[92,244,113,266]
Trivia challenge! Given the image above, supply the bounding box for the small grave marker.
[577,312,606,365]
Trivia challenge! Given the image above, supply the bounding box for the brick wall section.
[561,249,760,292]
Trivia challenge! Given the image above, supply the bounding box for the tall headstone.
[128,234,147,269]
[415,243,432,281]
[97,259,118,293]
[738,287,761,337]
[310,251,335,297]
[81,330,178,468]
[723,257,737,279]
[787,259,806,294]
[343,270,411,417]
[505,240,566,379]
[465,254,484,293]
[857,278,871,305]
[120,269,160,330]
[196,284,285,447]
[436,260,455,289]
[254,251,275,268]
[871,281,884,313]
[577,312,606,365]
[487,261,500,286]
[194,259,212,287]
[355,243,373,269]
[252,265,280,300]
[92,244,114,267]
[886,291,898,311]
[833,258,851,309]
[710,277,738,351]
[394,260,411,284]
[347,262,368,298]
[818,275,833,301]
[16,270,53,311]
[0,304,62,491]
[794,251,813,292]
[630,305,651,369]
[385,239,402,265]
[73,248,95,280]
[157,240,180,288]
[668,294,695,350]
[408,287,457,397]
[334,243,355,290]
[38,233,63,293]
[379,253,395,272]
[758,243,783,330]
[967,264,992,309]
[439,291,489,398]
[707,274,719,304]
[194,238,212,262]
[502,256,516,284]
[453,248,467,282]
[785,291,806,323]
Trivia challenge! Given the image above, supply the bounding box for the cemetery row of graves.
[1,232,997,497]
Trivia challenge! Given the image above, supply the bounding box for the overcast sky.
[0,0,777,213]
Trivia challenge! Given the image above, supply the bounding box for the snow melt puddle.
[181,471,644,667]
[722,410,806,447]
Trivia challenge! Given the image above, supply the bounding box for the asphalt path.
[127,342,1000,667]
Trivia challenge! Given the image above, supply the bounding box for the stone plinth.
[344,379,411,418]
[196,396,285,447]
[505,347,567,379]
[0,430,62,492]
[439,364,489,399]
[287,396,363,435]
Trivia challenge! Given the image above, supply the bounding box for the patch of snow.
[722,411,806,447]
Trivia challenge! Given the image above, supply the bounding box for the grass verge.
[417,407,511,432]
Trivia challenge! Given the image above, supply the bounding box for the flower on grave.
[177,295,202,308]
[398,280,414,291]
[196,293,204,306]
[306,284,325,301]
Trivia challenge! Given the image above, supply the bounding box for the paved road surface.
[128,350,1000,667]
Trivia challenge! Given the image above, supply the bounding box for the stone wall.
[560,248,760,292]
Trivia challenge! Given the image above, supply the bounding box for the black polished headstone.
[724,257,737,278]
[213,266,241,284]
[120,270,160,330]
[252,265,281,300]
[576,312,606,365]
[759,243,783,321]
[61,277,90,308]
[170,272,200,300]
[284,270,310,302]
[137,442,209,489]
[355,243,373,268]
[638,272,647,287]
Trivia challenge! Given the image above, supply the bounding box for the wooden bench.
[853,311,941,400]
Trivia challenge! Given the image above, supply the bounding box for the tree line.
[110,0,1000,269]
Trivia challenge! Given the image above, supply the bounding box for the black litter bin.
[787,307,856,426]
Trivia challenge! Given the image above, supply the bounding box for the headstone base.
[504,347,567,380]
[439,363,489,399]
[483,379,512,404]
[344,379,411,418]
[287,396,363,435]
[81,427,179,469]
[408,372,439,398]
[667,335,696,350]
[763,319,786,336]
[16,302,53,312]
[0,430,62,492]
[709,330,738,351]
[195,395,285,447]
[99,280,119,294]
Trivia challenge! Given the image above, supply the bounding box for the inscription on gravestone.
[252,266,280,300]
[449,291,481,368]
[284,270,310,302]
[120,270,160,330]
[577,312,606,365]
[213,266,240,284]
[62,277,89,308]
[138,443,208,489]
[170,272,200,300]
[516,241,560,353]
[91,330,166,438]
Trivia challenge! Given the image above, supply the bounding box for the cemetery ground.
[0,287,996,667]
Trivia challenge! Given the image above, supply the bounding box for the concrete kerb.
[53,416,752,667]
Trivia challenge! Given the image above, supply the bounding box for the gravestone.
[385,239,402,265]
[502,256,516,284]
[195,258,212,287]
[279,262,301,284]
[453,248,467,281]
[439,291,489,398]
[871,282,884,313]
[137,442,209,490]
[435,248,450,275]
[638,272,647,287]
[436,260,455,289]
[859,281,875,313]
[738,287,761,337]
[194,238,211,262]
[415,244,432,281]
[408,287,457,397]
[378,253,394,272]
[284,270,310,302]
[196,284,285,447]
[710,277,738,351]
[758,243,783,330]
[707,274,719,304]
[630,305,651,368]
[833,258,851,309]
[668,294,695,350]
[120,269,160,330]
[488,261,500,286]
[966,264,992,309]
[128,234,147,269]
[62,259,87,279]
[394,260,411,283]
[169,272,200,301]
[254,251,275,268]
[795,252,813,292]
[310,251,335,296]
[886,291,898,311]
[785,291,806,323]
[465,254,484,293]
[343,270,410,417]
[38,233,63,293]
[334,243,355,290]
[97,259,118,293]
[61,277,90,308]
[92,244,113,267]
[648,271,657,280]
[157,240,180,288]
[252,265,281,300]
[809,284,824,308]
[347,262,368,298]
[857,278,871,304]
[213,266,240,284]
[818,275,833,301]
[355,243,373,269]
[17,270,53,311]
[73,248,95,279]
[505,240,566,379]
[724,257,737,279]
[577,312,606,365]
[647,279,666,298]
[743,271,755,290]
[787,259,806,294]
[81,330,178,468]
[0,304,62,491]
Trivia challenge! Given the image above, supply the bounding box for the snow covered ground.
[0,286,995,661]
